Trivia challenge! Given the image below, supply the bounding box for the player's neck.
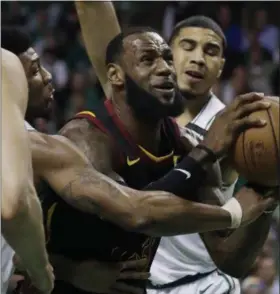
[177,92,211,126]
[112,95,162,153]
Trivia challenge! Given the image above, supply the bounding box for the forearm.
[134,193,232,236]
[75,1,121,97]
[199,186,277,277]
[204,213,273,278]
[55,164,232,236]
[2,184,49,276]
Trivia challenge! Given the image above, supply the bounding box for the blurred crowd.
[2,2,279,294]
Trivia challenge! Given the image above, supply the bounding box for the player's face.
[171,27,225,99]
[108,32,183,122]
[19,47,54,120]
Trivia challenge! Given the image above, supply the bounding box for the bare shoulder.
[2,48,28,113]
[59,118,114,174]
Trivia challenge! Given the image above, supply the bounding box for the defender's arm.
[75,1,121,97]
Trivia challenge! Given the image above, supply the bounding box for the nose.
[155,59,173,76]
[42,67,52,86]
[190,47,206,67]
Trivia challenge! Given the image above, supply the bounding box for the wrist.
[189,146,216,165]
[221,198,243,228]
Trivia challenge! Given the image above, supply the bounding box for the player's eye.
[165,55,173,65]
[205,46,220,56]
[141,56,154,65]
[180,41,195,51]
[31,64,40,76]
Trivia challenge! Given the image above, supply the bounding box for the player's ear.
[107,63,124,87]
[217,58,225,79]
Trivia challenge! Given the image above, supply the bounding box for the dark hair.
[169,16,227,51]
[105,26,162,65]
[1,26,32,55]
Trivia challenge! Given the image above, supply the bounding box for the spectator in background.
[242,31,274,94]
[254,8,279,63]
[65,71,87,120]
[220,65,251,105]
[242,8,279,63]
[216,4,243,52]
[255,257,279,294]
[42,48,69,92]
[241,276,266,294]
[66,31,91,71]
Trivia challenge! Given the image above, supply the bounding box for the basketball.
[233,96,280,187]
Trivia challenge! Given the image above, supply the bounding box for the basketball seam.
[266,108,280,182]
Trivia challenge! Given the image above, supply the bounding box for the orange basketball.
[232,96,280,187]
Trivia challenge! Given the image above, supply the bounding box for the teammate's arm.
[75,0,121,97]
[1,49,53,294]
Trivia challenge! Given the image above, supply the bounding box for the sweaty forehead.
[123,32,169,54]
[175,27,222,46]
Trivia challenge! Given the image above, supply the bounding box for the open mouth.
[185,70,204,81]
[153,81,175,92]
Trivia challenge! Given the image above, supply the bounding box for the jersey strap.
[73,100,137,159]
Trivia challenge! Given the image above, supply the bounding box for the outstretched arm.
[31,130,232,236]
[30,119,272,237]
[75,1,121,97]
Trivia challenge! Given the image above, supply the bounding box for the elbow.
[1,181,30,222]
[2,196,28,222]
[118,210,154,235]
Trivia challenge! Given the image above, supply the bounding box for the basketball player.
[3,27,275,294]
[1,28,149,293]
[75,3,279,294]
[33,8,276,293]
[148,17,280,294]
[1,48,54,294]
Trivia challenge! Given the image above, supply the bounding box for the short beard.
[125,74,184,124]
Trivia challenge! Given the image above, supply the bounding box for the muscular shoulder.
[59,118,114,174]
[1,49,28,114]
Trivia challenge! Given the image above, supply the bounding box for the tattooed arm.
[31,127,233,235]
[30,119,273,236]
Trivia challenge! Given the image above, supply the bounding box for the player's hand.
[180,127,222,187]
[202,92,270,158]
[64,258,149,293]
[109,259,149,294]
[235,186,277,226]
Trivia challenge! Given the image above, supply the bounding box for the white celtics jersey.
[150,94,236,284]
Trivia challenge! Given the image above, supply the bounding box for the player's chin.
[153,88,176,104]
